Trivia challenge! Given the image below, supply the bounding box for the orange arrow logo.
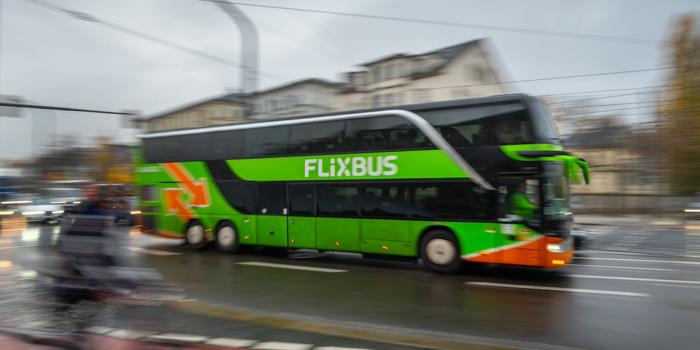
[163,163,210,207]
[164,188,192,221]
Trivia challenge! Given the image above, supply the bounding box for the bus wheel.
[420,230,462,274]
[215,222,239,253]
[186,221,208,251]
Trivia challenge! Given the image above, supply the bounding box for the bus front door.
[255,183,288,247]
[287,184,316,249]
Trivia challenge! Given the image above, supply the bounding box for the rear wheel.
[186,221,208,250]
[420,229,462,273]
[215,222,239,253]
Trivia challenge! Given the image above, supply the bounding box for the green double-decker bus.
[135,94,589,272]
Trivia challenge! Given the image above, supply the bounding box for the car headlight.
[22,211,43,216]
[130,210,142,215]
[0,210,14,216]
[547,243,566,253]
[684,209,700,213]
[55,210,64,214]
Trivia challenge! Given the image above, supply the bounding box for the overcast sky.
[1,0,699,160]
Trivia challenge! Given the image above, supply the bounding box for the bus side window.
[344,116,432,152]
[317,185,359,217]
[256,183,287,215]
[289,121,345,155]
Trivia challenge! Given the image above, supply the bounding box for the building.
[341,38,507,110]
[248,78,346,120]
[142,92,249,132]
[141,38,508,132]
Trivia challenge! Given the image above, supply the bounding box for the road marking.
[571,274,700,285]
[0,244,37,250]
[108,329,156,339]
[237,261,347,273]
[466,281,650,297]
[315,347,373,350]
[128,247,181,256]
[253,341,313,350]
[653,283,700,289]
[206,338,258,347]
[567,264,676,272]
[575,256,700,265]
[576,250,648,256]
[147,333,208,342]
[85,326,114,335]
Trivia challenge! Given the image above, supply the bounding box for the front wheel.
[420,230,462,274]
[215,222,239,253]
[186,221,208,251]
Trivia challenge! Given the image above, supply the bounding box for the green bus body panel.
[227,150,469,181]
[288,216,316,248]
[135,150,542,259]
[256,215,287,247]
[316,217,361,252]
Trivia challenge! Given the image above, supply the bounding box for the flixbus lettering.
[304,155,398,178]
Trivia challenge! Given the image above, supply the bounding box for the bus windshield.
[542,163,571,221]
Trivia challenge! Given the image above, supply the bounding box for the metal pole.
[213,2,259,93]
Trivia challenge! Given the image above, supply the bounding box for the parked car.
[18,198,64,224]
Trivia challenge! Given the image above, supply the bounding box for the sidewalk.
[574,214,685,226]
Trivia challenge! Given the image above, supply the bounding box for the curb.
[168,300,583,350]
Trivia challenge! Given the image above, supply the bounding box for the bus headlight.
[547,243,565,253]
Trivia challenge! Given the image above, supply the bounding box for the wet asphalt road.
[1,221,700,349]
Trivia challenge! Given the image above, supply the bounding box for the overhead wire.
[23,0,288,82]
[201,0,657,45]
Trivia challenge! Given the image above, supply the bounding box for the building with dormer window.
[341,38,508,110]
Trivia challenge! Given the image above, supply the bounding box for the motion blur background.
[1,0,699,221]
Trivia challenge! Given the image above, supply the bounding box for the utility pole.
[213,2,259,93]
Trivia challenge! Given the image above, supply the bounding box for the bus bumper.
[544,236,574,268]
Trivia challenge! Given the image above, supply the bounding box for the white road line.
[85,326,114,335]
[237,261,347,273]
[147,333,208,342]
[653,283,700,289]
[567,264,676,272]
[571,274,700,285]
[253,341,313,350]
[206,338,258,348]
[128,247,181,256]
[466,282,650,297]
[315,347,373,350]
[108,329,156,339]
[0,244,37,250]
[576,250,648,256]
[575,256,700,265]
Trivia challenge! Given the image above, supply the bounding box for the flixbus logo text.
[304,155,398,178]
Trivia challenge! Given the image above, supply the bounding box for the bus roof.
[141,93,537,139]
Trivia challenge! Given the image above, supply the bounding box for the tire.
[420,229,462,274]
[215,222,240,253]
[185,221,208,251]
